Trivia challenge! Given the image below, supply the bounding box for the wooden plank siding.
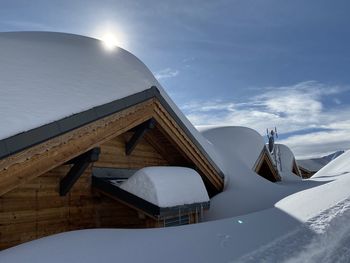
[94,132,170,169]
[0,99,155,197]
[0,98,224,249]
[0,165,150,250]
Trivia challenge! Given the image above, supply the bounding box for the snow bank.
[0,207,301,263]
[275,148,350,222]
[119,167,209,207]
[313,150,350,178]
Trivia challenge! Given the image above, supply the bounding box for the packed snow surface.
[119,167,209,207]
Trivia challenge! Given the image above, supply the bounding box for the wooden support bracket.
[125,118,156,156]
[60,147,100,196]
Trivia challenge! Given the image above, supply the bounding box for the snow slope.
[2,172,350,263]
[119,167,209,207]
[312,149,350,178]
[297,150,345,173]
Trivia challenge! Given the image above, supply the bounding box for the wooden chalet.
[253,146,281,182]
[0,32,224,249]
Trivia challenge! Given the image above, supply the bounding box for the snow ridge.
[236,196,350,263]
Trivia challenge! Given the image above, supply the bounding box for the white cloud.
[181,81,350,158]
[154,68,179,80]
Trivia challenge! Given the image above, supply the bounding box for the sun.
[93,23,128,51]
[101,33,119,50]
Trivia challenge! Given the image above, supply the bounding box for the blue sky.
[1,0,350,158]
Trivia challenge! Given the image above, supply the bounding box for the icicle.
[200,204,203,222]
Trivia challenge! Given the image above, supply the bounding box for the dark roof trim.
[0,86,224,180]
[92,176,210,219]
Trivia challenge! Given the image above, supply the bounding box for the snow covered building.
[201,126,281,183]
[297,151,344,178]
[0,32,224,249]
[272,144,302,179]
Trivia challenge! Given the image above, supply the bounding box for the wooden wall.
[0,131,171,250]
[94,131,170,169]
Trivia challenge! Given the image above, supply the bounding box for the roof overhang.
[0,87,224,196]
[253,146,281,182]
[92,175,210,220]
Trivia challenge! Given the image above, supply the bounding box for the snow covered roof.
[119,167,209,208]
[297,159,326,173]
[275,144,301,179]
[0,32,157,141]
[0,31,223,181]
[200,126,265,170]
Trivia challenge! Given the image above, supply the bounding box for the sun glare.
[101,33,119,50]
[93,23,128,51]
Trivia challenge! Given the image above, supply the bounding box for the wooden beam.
[152,101,224,192]
[125,118,156,156]
[0,99,155,196]
[0,97,224,197]
[60,147,100,196]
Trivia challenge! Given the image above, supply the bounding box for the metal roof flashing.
[0,86,225,181]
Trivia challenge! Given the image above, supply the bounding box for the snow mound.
[313,150,350,178]
[276,144,301,181]
[119,167,209,207]
[200,126,265,170]
[200,126,290,220]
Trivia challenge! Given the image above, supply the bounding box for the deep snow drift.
[201,127,308,221]
[2,130,349,262]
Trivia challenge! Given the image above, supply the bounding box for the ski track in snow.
[235,197,350,263]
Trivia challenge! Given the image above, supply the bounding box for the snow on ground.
[119,167,209,207]
[1,126,350,262]
[1,172,350,263]
[237,196,350,263]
